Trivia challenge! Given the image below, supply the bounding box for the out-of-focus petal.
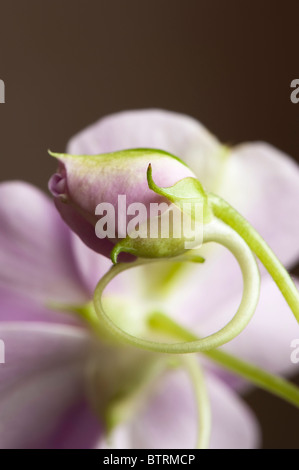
[70,231,136,297]
[219,142,299,268]
[166,244,242,333]
[0,287,82,325]
[0,323,94,448]
[188,276,299,391]
[70,232,113,295]
[102,369,260,449]
[161,263,299,383]
[67,109,222,189]
[0,182,90,305]
[45,399,103,449]
[114,243,242,337]
[219,276,299,379]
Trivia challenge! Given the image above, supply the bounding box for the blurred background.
[0,0,298,448]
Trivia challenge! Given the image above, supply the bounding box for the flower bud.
[48,149,196,260]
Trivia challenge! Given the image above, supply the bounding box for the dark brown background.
[0,0,298,448]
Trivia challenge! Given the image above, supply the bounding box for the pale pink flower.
[1,110,299,448]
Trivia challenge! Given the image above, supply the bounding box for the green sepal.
[147,163,212,222]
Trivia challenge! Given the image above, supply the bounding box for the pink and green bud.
[48,149,197,261]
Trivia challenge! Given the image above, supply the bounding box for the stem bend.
[93,219,260,354]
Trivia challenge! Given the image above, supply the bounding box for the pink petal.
[220,276,299,378]
[67,110,220,184]
[219,142,299,268]
[115,246,243,337]
[45,399,103,449]
[162,264,299,382]
[69,231,114,295]
[0,182,90,305]
[102,369,260,449]
[186,276,299,390]
[167,245,243,333]
[71,231,132,295]
[0,287,82,325]
[0,322,100,448]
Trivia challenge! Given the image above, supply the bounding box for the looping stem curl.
[93,218,260,354]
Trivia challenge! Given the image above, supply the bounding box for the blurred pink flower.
[1,109,299,448]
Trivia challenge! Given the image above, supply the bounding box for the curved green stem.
[209,193,299,323]
[93,219,260,353]
[182,356,211,449]
[149,312,299,409]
